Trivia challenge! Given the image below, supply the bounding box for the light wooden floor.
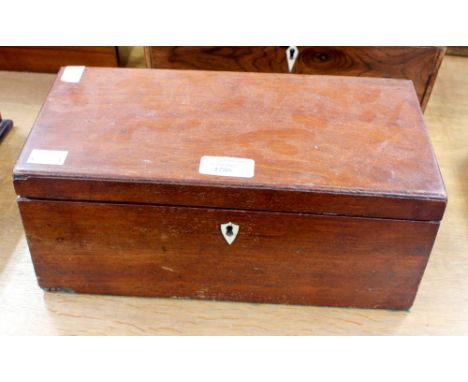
[1,55,467,335]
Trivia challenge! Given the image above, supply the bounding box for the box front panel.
[19,199,439,309]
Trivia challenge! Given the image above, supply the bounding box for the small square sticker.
[27,149,68,166]
[60,66,85,83]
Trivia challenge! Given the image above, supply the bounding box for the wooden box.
[144,46,446,110]
[13,67,447,310]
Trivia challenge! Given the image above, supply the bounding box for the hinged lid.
[14,67,447,221]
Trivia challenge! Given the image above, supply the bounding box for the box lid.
[13,67,447,221]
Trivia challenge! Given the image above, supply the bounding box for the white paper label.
[199,156,255,178]
[27,149,68,165]
[60,66,85,83]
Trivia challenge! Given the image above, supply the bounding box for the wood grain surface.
[0,47,118,73]
[447,47,468,57]
[0,54,467,335]
[145,46,445,110]
[18,198,439,310]
[13,68,445,221]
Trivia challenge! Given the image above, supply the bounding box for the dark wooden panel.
[13,68,446,221]
[0,47,118,73]
[145,46,285,72]
[19,199,439,310]
[447,47,468,57]
[145,46,445,110]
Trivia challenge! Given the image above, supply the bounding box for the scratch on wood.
[161,265,176,272]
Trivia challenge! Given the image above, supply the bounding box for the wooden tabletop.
[1,55,467,335]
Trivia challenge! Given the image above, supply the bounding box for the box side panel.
[18,199,439,310]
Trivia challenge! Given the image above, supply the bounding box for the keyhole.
[225,225,233,236]
[289,47,296,59]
